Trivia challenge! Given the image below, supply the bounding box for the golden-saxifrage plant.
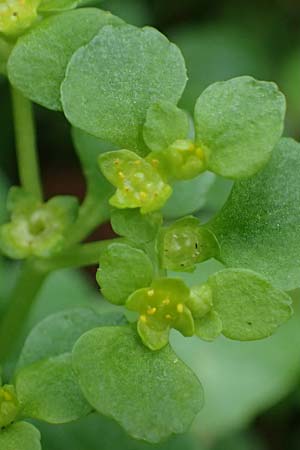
[0,1,299,448]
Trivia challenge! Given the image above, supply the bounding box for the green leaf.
[209,137,300,291]
[194,76,286,179]
[207,269,292,340]
[99,149,172,213]
[17,307,125,370]
[38,0,79,12]
[194,310,222,341]
[143,101,189,152]
[162,172,215,219]
[16,353,91,423]
[0,422,41,450]
[96,243,153,305]
[71,127,115,212]
[111,208,162,244]
[8,9,122,111]
[61,24,187,153]
[72,326,203,443]
[158,216,220,272]
[172,295,300,440]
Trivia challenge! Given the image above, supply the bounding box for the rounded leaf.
[97,243,153,305]
[61,24,187,153]
[8,9,122,110]
[208,269,292,340]
[0,422,41,450]
[72,326,203,443]
[194,76,286,179]
[16,353,91,423]
[209,138,300,290]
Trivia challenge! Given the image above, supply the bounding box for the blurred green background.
[1,0,300,449]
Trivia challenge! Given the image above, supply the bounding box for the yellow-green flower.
[0,0,40,37]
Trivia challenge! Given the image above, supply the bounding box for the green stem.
[11,87,43,201]
[64,194,110,246]
[0,261,48,362]
[0,38,12,75]
[40,238,125,271]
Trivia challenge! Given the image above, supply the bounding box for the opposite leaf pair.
[99,76,285,215]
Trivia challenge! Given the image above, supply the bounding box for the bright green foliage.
[38,0,80,12]
[194,76,286,179]
[126,278,194,350]
[8,9,122,110]
[16,353,91,423]
[61,24,187,153]
[194,310,223,341]
[71,127,114,220]
[0,0,40,37]
[209,138,300,291]
[17,308,125,370]
[0,385,19,428]
[158,216,219,271]
[111,208,162,244]
[143,101,189,152]
[0,422,41,450]
[72,326,203,443]
[162,172,215,219]
[0,187,78,259]
[97,243,153,305]
[187,284,214,319]
[99,150,172,213]
[207,269,292,340]
[148,139,206,181]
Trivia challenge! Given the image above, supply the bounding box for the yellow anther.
[147,289,154,297]
[2,391,12,401]
[147,307,157,315]
[140,315,147,323]
[162,298,170,305]
[165,314,172,320]
[177,303,184,313]
[118,171,125,179]
[195,147,205,159]
[151,159,159,167]
[140,191,147,200]
[134,160,141,165]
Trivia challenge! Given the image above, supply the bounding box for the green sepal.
[99,150,172,214]
[143,101,189,152]
[0,422,41,450]
[194,310,223,341]
[72,325,203,443]
[187,284,213,319]
[111,208,162,244]
[97,242,153,305]
[147,139,206,181]
[207,269,293,341]
[0,187,79,259]
[0,385,19,428]
[158,216,220,272]
[0,0,40,38]
[126,278,194,350]
[194,76,286,179]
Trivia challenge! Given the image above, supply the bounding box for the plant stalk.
[0,261,48,362]
[11,87,43,201]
